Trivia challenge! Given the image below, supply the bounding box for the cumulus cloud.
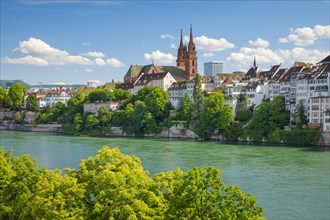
[184,35,234,51]
[2,37,123,67]
[80,51,105,58]
[144,50,176,64]
[279,24,330,46]
[160,34,175,40]
[248,38,270,48]
[106,58,125,67]
[1,55,49,66]
[227,46,329,68]
[203,52,215,58]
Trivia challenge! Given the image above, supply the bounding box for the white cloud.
[227,46,329,69]
[2,37,123,67]
[248,38,270,48]
[106,58,125,67]
[80,51,105,58]
[170,43,177,49]
[184,35,235,51]
[1,55,49,66]
[203,52,215,58]
[94,57,106,66]
[279,24,330,46]
[85,68,93,73]
[160,34,174,40]
[82,42,91,46]
[144,50,176,64]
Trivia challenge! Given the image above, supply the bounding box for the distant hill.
[0,80,85,90]
[0,80,31,88]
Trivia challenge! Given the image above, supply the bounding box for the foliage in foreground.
[0,146,264,220]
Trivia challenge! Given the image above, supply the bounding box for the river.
[1,130,329,219]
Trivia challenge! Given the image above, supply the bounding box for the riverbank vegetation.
[0,146,265,219]
[0,80,322,145]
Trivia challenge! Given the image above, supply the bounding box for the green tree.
[154,166,264,219]
[295,100,307,129]
[26,94,38,112]
[1,147,265,219]
[193,74,202,118]
[84,115,99,131]
[0,87,12,109]
[246,97,289,142]
[145,87,170,123]
[88,88,108,103]
[21,168,86,219]
[73,113,83,133]
[0,149,40,219]
[235,109,252,124]
[8,83,26,110]
[175,94,193,127]
[66,147,165,219]
[195,92,234,140]
[97,107,112,133]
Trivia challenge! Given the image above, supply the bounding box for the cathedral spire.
[189,24,193,43]
[188,24,195,52]
[253,56,256,68]
[179,29,183,48]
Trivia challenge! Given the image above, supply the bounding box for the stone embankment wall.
[106,122,198,139]
[0,121,63,133]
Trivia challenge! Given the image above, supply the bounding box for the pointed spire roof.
[188,24,195,52]
[253,56,256,68]
[179,29,184,48]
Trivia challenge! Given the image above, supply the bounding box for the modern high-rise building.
[204,61,223,76]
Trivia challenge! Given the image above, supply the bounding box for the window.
[311,105,319,110]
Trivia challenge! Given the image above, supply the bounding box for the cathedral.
[123,26,198,83]
[177,25,198,80]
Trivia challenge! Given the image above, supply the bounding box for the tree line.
[0,79,321,144]
[0,146,265,219]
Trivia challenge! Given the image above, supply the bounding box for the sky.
[1,0,330,86]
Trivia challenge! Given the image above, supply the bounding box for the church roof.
[124,65,144,78]
[157,66,186,80]
[124,64,186,81]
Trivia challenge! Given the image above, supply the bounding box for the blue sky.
[1,0,329,85]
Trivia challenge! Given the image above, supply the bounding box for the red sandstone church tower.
[176,25,198,80]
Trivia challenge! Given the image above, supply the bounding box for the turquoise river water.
[1,130,329,220]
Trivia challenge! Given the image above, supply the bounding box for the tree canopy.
[0,146,265,220]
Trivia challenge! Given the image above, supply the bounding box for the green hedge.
[280,130,322,146]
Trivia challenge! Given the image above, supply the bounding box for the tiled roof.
[316,63,330,79]
[103,82,116,89]
[318,55,330,64]
[134,72,169,86]
[279,66,304,82]
[243,66,258,80]
[222,78,234,85]
[115,83,134,90]
[157,66,186,80]
[201,76,214,82]
[124,65,144,78]
[168,81,187,91]
[124,64,186,81]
